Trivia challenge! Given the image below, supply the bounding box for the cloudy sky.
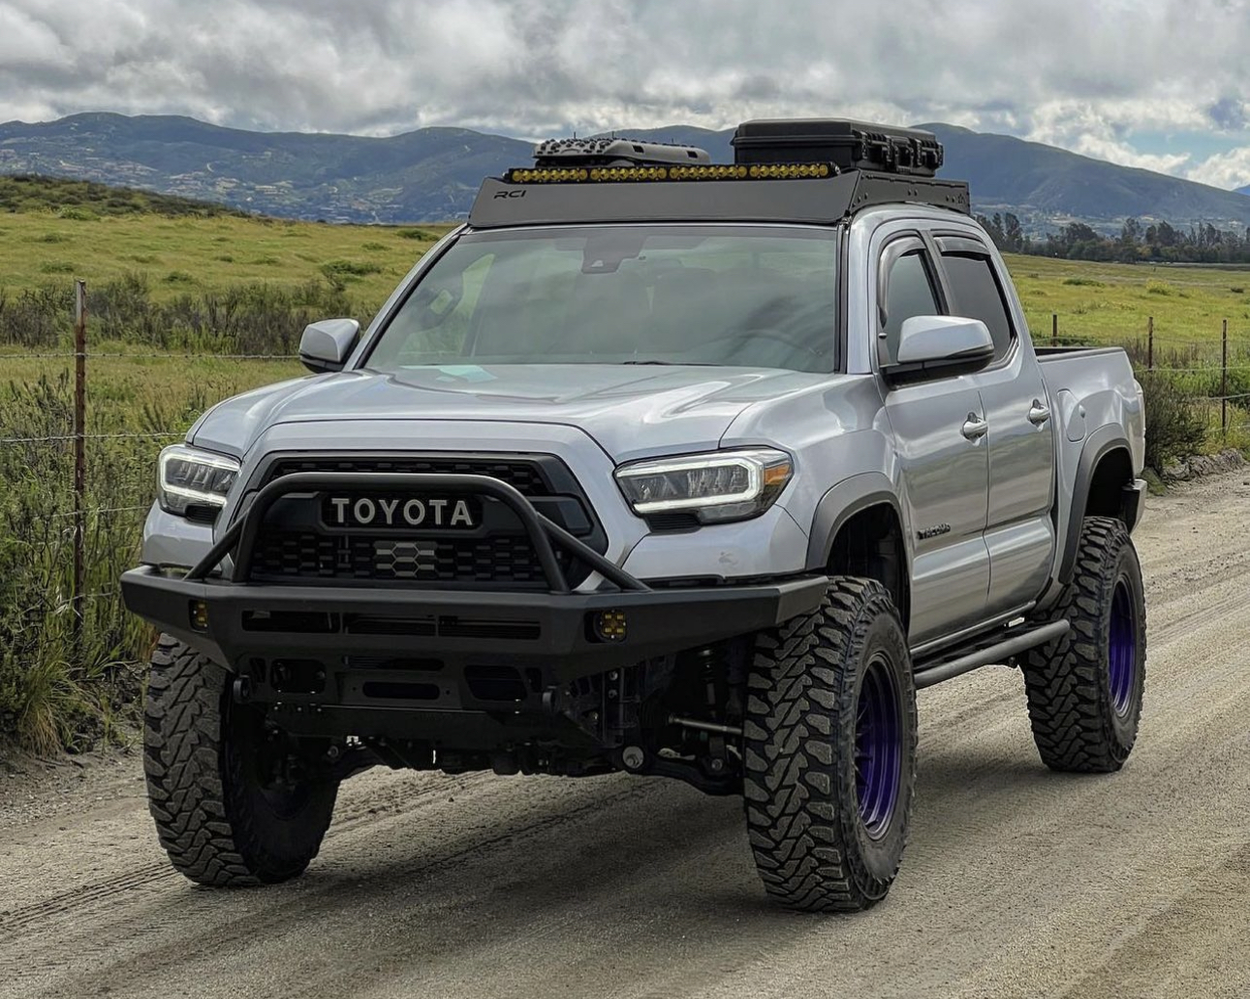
[2,0,1250,189]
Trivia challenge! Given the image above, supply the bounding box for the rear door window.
[939,250,1015,361]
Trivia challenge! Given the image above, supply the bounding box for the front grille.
[246,453,600,588]
[264,456,549,496]
[250,532,574,586]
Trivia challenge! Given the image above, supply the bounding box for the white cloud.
[1,0,1249,186]
[1070,136,1191,175]
[1187,148,1250,191]
[1022,100,1198,174]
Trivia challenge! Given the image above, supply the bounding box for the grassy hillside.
[0,174,247,217]
[0,200,450,307]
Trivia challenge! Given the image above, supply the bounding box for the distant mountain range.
[1,111,1249,231]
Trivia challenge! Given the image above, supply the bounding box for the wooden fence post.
[1051,313,1058,347]
[72,280,87,658]
[1147,316,1154,370]
[1222,318,1229,442]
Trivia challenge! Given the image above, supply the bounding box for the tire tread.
[143,635,334,886]
[1023,517,1146,773]
[743,578,917,912]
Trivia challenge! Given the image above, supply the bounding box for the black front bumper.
[122,471,827,730]
[121,567,826,681]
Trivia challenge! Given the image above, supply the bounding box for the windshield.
[364,225,838,374]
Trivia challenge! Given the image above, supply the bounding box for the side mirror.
[895,315,994,367]
[299,318,360,373]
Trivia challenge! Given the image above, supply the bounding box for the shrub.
[1139,371,1207,472]
[396,227,436,241]
[1145,280,1175,296]
[320,259,382,281]
[0,375,154,750]
[0,272,362,354]
[1062,277,1106,287]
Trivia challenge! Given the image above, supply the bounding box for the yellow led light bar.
[748,163,834,179]
[590,166,674,182]
[505,163,836,185]
[508,167,592,183]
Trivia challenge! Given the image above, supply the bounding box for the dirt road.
[3,472,1250,999]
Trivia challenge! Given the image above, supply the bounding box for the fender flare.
[805,472,908,571]
[1057,425,1133,584]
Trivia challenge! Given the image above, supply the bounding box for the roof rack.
[468,119,968,227]
[469,170,969,228]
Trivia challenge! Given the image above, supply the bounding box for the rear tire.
[144,635,339,886]
[1023,517,1147,773]
[743,578,917,912]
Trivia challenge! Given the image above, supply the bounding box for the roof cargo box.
[732,119,943,177]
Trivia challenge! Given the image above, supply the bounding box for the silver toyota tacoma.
[123,120,1147,912]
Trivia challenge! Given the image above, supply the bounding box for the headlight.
[157,444,240,516]
[614,448,793,524]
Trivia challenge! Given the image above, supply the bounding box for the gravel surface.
[2,472,1249,999]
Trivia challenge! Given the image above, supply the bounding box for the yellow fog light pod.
[591,609,628,643]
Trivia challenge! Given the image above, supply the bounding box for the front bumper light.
[614,448,794,524]
[157,444,240,516]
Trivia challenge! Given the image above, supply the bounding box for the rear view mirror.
[895,315,994,366]
[299,318,360,373]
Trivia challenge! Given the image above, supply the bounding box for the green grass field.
[0,209,452,309]
[1005,254,1250,349]
[2,205,1248,753]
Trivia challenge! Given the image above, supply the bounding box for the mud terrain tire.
[1024,517,1147,773]
[144,635,338,886]
[743,577,917,912]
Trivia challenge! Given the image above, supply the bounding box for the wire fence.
[0,283,305,686]
[1046,312,1250,440]
[2,297,1249,673]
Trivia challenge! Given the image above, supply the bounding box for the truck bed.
[1037,342,1145,584]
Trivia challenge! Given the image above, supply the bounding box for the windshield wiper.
[620,359,718,366]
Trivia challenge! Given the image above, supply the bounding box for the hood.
[188,364,831,462]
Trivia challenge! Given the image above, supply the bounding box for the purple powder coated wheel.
[855,653,902,839]
[1108,578,1136,716]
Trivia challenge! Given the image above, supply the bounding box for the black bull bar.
[121,472,828,698]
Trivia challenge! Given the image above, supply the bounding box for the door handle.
[1028,400,1051,426]
[961,414,988,441]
